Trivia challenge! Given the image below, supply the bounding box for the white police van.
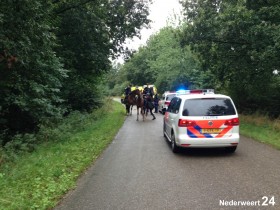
[163,89,239,153]
[159,91,176,114]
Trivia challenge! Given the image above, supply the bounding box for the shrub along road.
[55,107,280,210]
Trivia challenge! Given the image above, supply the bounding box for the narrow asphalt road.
[55,105,280,210]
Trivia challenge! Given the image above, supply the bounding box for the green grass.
[0,100,126,210]
[239,114,280,150]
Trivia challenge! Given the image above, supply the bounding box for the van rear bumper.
[176,134,239,148]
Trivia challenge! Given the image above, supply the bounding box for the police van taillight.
[178,119,196,127]
[164,101,170,106]
[224,118,239,126]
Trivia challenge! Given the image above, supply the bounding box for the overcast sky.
[125,0,183,50]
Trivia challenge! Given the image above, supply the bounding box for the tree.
[0,1,66,143]
[54,0,151,112]
[180,0,280,116]
[0,0,151,145]
[119,26,204,94]
[146,27,204,93]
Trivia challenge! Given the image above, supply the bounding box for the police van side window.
[167,98,176,112]
[168,98,181,113]
[173,98,181,114]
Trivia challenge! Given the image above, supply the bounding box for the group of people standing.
[124,84,159,120]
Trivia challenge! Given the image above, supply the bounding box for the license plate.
[201,128,222,134]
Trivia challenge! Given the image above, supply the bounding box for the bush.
[0,98,110,164]
[3,133,37,162]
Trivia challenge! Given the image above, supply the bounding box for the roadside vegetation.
[240,114,280,150]
[0,100,126,210]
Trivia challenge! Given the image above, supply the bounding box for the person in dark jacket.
[123,84,132,104]
[125,84,132,96]
[143,84,150,95]
[145,93,156,120]
[149,86,154,98]
[153,94,159,113]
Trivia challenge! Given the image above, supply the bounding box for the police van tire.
[163,123,167,138]
[225,146,237,153]
[171,133,179,153]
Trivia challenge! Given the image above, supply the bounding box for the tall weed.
[240,113,280,131]
[240,113,280,149]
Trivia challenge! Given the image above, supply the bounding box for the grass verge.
[0,100,126,210]
[239,114,280,150]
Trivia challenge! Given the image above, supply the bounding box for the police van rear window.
[182,98,236,116]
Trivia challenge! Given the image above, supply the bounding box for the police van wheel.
[171,133,179,153]
[225,146,237,153]
[163,122,167,138]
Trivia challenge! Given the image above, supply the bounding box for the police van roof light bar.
[176,89,215,95]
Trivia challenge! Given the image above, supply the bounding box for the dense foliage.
[0,0,150,146]
[180,0,280,117]
[109,26,206,94]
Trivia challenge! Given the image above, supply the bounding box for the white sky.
[125,0,183,50]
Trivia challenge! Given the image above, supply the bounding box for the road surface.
[55,105,280,210]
